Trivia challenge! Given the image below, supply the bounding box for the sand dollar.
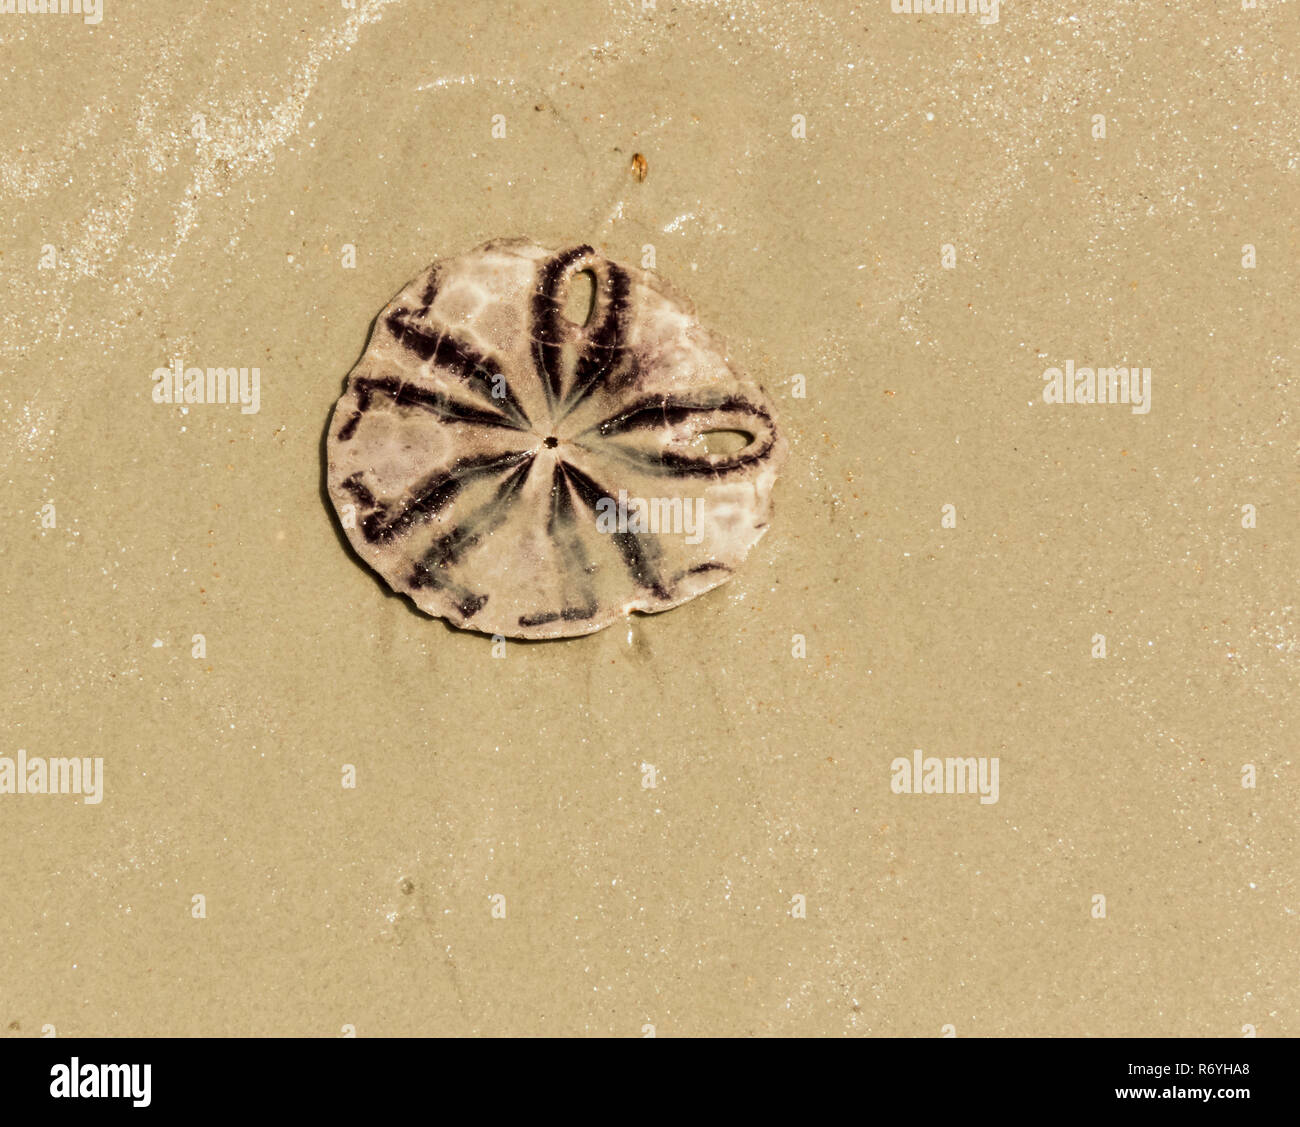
[326,238,787,639]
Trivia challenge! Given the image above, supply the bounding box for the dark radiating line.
[418,267,441,309]
[548,461,572,531]
[412,457,533,576]
[344,376,523,432]
[679,562,730,581]
[559,460,669,601]
[558,260,631,417]
[337,411,363,441]
[340,474,376,510]
[384,309,531,427]
[622,443,775,477]
[514,462,600,627]
[518,605,601,627]
[404,557,488,622]
[530,245,592,407]
[358,449,534,545]
[587,394,777,476]
[593,394,768,436]
[384,309,440,362]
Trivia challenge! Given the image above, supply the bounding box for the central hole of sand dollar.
[544,435,559,448]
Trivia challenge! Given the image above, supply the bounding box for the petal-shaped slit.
[584,393,777,476]
[531,245,633,413]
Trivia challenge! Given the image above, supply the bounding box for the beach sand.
[1,0,1296,1035]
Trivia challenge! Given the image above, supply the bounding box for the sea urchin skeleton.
[326,239,786,639]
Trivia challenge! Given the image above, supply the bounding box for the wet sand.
[1,1,1296,1035]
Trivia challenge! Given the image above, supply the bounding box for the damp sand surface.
[1,2,1297,1035]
